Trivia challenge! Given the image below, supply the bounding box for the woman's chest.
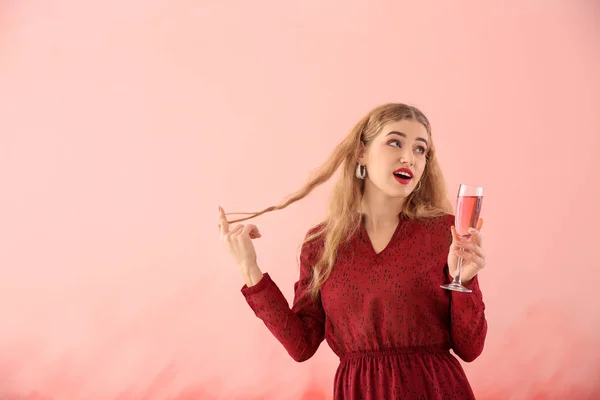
[319,229,449,315]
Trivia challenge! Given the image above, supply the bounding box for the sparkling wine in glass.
[440,184,483,293]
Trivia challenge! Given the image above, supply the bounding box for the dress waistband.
[340,346,449,362]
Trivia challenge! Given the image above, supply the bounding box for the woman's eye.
[389,140,401,147]
[416,146,426,154]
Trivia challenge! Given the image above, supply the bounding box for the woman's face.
[359,119,430,199]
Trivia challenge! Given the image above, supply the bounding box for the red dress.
[241,214,487,399]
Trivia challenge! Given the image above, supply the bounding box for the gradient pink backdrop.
[1,1,599,399]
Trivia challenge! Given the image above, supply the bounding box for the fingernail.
[469,227,476,233]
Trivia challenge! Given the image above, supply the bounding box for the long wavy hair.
[226,103,453,300]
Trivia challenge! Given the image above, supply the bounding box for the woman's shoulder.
[300,222,326,250]
[303,222,326,240]
[296,223,327,265]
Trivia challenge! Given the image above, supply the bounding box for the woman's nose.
[400,149,414,165]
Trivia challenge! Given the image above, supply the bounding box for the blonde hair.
[226,103,453,300]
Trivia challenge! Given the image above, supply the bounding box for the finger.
[219,206,230,235]
[455,241,485,258]
[450,225,460,245]
[225,224,244,239]
[231,224,244,235]
[468,227,483,246]
[476,217,484,230]
[242,224,260,238]
[249,226,262,239]
[454,249,485,269]
[449,226,464,253]
[466,218,483,245]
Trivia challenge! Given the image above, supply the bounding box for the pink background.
[1,1,599,399]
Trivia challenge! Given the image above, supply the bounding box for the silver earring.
[356,164,366,179]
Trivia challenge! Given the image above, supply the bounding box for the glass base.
[440,282,472,293]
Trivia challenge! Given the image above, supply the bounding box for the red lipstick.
[393,168,413,185]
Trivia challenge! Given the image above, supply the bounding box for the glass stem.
[453,252,463,285]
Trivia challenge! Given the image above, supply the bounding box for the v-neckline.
[360,214,404,256]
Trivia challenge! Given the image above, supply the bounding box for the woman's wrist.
[241,262,263,287]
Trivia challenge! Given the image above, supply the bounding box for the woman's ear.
[356,141,366,164]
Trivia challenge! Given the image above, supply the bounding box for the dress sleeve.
[449,273,488,362]
[240,233,326,362]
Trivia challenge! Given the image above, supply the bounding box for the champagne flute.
[440,184,484,293]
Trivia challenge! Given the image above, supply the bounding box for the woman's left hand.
[447,218,486,285]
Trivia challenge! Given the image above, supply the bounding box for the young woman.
[218,103,488,399]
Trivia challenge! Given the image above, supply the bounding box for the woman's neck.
[360,184,405,231]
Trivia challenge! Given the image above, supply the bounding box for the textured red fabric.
[241,214,487,399]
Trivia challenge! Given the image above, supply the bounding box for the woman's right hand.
[218,207,263,286]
